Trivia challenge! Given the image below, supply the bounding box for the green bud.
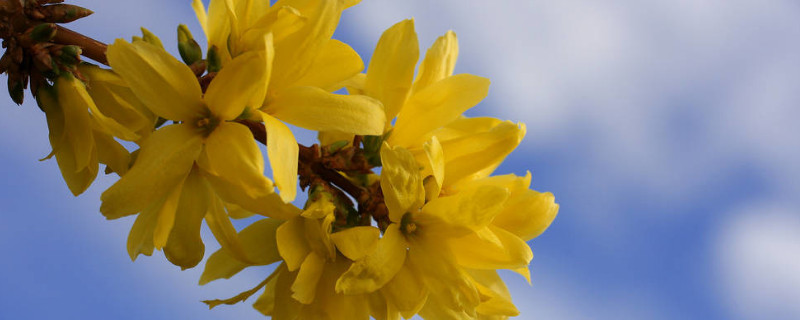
[207,45,222,73]
[327,140,350,153]
[140,28,164,49]
[30,23,57,43]
[39,4,93,23]
[177,24,203,65]
[59,45,82,66]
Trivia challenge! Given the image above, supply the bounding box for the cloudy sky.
[2,0,799,319]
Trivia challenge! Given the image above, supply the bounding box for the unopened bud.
[177,24,202,65]
[30,23,57,42]
[140,28,164,49]
[39,4,93,23]
[207,45,222,72]
[58,45,81,66]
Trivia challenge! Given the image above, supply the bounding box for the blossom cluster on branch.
[1,0,558,319]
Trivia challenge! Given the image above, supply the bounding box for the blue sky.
[2,0,800,319]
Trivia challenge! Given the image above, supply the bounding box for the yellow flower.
[336,143,524,318]
[192,0,385,203]
[201,193,377,318]
[101,38,299,268]
[38,74,135,195]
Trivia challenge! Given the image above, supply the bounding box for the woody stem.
[52,25,108,65]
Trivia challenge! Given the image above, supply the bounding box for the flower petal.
[493,190,559,241]
[152,177,184,249]
[261,112,299,202]
[418,185,509,236]
[202,171,300,220]
[291,39,364,91]
[269,0,346,91]
[336,224,407,294]
[106,39,204,121]
[204,193,248,262]
[364,19,419,122]
[93,130,131,176]
[390,74,490,147]
[100,123,202,219]
[164,169,209,269]
[291,252,326,304]
[200,218,284,285]
[330,226,380,261]
[277,217,311,271]
[381,264,428,318]
[205,50,269,120]
[379,143,424,223]
[449,226,532,270]
[411,30,458,95]
[266,86,384,135]
[201,122,272,199]
[126,202,157,261]
[441,121,526,186]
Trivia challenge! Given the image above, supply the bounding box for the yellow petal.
[126,200,158,261]
[201,122,272,199]
[253,271,279,315]
[304,213,337,260]
[468,269,519,317]
[200,218,284,285]
[61,74,141,141]
[204,193,248,262]
[192,0,208,36]
[106,39,204,121]
[419,185,509,236]
[79,64,155,142]
[152,177,184,249]
[364,19,419,123]
[164,169,209,269]
[54,76,94,172]
[203,171,300,220]
[336,224,407,294]
[431,116,502,142]
[226,202,255,219]
[291,39,364,91]
[407,237,480,315]
[421,136,444,199]
[390,74,490,147]
[442,121,525,186]
[266,86,385,135]
[379,143,424,223]
[100,123,202,219]
[273,264,303,318]
[277,217,311,271]
[205,50,268,120]
[317,130,354,148]
[493,190,559,241]
[449,226,532,270]
[411,30,458,94]
[330,226,380,261]
[269,0,346,91]
[381,264,428,318]
[261,112,299,202]
[93,131,131,176]
[291,252,326,304]
[205,0,233,63]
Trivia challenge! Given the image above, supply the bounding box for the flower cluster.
[4,0,558,319]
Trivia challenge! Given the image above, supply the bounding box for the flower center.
[194,106,220,136]
[400,212,418,235]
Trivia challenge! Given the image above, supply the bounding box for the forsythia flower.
[38,73,139,195]
[193,0,383,203]
[100,38,299,268]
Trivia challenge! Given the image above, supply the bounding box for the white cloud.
[715,202,800,319]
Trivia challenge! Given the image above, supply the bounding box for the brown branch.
[52,25,107,65]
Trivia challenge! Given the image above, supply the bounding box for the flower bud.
[8,74,25,105]
[207,45,222,72]
[38,4,93,23]
[177,24,202,65]
[58,45,82,66]
[29,23,57,43]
